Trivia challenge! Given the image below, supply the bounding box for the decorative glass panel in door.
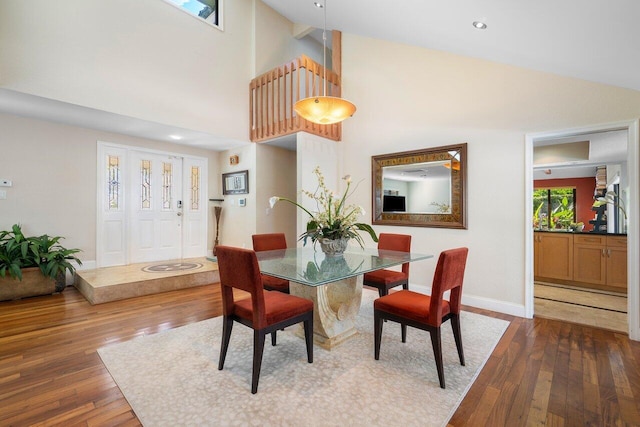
[130,152,183,263]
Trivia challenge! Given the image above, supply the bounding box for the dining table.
[252,247,433,349]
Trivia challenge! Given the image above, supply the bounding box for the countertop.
[534,229,627,236]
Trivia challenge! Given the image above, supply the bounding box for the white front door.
[97,143,208,267]
[129,151,184,263]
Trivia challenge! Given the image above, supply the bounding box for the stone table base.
[289,275,363,350]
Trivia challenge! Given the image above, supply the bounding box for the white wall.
[0,0,252,141]
[296,132,340,247]
[0,113,220,263]
[256,144,297,247]
[217,144,257,249]
[341,33,640,315]
[254,1,324,76]
[383,179,408,197]
[408,178,450,213]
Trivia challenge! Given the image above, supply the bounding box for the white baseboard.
[460,294,525,317]
[409,283,525,318]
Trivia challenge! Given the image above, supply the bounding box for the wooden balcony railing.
[250,54,342,143]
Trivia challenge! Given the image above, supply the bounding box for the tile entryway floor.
[534,282,627,333]
[75,257,219,305]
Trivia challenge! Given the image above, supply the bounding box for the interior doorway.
[525,120,639,340]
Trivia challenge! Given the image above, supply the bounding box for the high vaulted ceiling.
[263,0,640,92]
[2,1,638,152]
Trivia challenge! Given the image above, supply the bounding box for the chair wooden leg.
[374,310,383,360]
[303,317,314,363]
[379,288,389,322]
[401,324,407,343]
[402,283,408,290]
[251,330,266,394]
[218,316,233,370]
[271,331,277,346]
[451,314,465,366]
[429,327,445,389]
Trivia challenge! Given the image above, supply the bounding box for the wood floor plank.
[582,381,602,425]
[504,358,543,425]
[484,380,519,426]
[525,369,553,426]
[544,412,566,426]
[566,357,585,426]
[2,285,640,426]
[464,385,501,426]
[547,344,569,417]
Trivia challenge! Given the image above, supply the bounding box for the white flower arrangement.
[269,166,378,248]
[593,191,627,219]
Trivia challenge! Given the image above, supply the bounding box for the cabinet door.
[606,236,627,291]
[573,244,606,285]
[538,233,573,280]
[533,233,541,277]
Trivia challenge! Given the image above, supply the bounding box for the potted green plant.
[0,224,82,301]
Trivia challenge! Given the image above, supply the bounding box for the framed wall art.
[222,170,248,195]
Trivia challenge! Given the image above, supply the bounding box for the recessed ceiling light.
[313,2,323,8]
[472,21,487,30]
[169,134,183,140]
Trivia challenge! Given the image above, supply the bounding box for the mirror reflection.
[383,160,454,214]
[372,144,467,229]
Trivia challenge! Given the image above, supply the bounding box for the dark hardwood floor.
[1,285,639,426]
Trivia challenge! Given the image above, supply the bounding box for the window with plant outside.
[533,188,576,230]
[163,0,220,28]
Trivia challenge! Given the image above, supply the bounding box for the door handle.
[177,212,182,216]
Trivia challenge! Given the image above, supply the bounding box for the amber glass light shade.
[294,96,356,125]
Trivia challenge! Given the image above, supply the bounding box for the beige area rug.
[98,290,509,427]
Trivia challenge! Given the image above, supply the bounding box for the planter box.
[0,267,64,301]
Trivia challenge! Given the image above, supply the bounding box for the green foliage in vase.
[270,167,378,248]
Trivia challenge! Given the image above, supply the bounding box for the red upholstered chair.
[252,233,290,294]
[363,233,412,297]
[374,247,469,389]
[216,245,314,394]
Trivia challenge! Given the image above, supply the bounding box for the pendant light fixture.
[293,0,356,125]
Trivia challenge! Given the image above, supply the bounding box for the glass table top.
[253,247,433,286]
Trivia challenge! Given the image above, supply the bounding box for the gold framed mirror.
[372,143,467,228]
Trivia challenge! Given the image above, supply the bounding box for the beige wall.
[0,113,220,262]
[341,34,640,313]
[255,144,297,247]
[4,1,640,316]
[253,1,323,76]
[0,0,252,140]
[0,0,320,259]
[217,144,257,249]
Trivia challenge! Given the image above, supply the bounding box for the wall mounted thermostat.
[0,179,12,187]
[238,198,246,207]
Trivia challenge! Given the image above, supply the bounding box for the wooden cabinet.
[534,232,573,281]
[573,235,607,285]
[606,236,627,291]
[535,232,627,292]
